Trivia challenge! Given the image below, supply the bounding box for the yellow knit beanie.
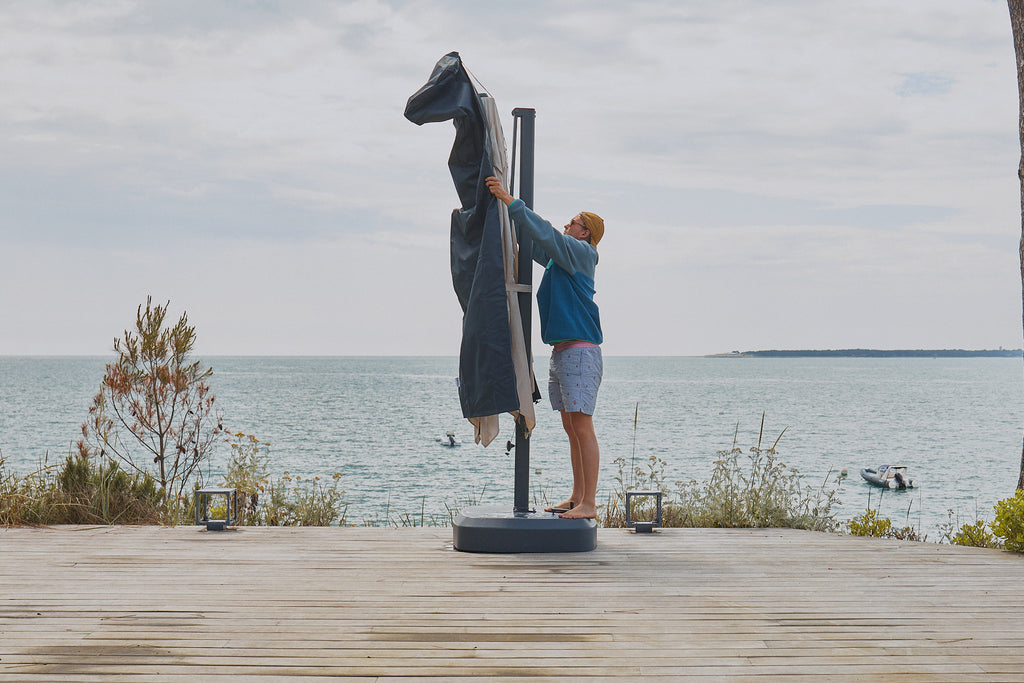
[580,212,604,247]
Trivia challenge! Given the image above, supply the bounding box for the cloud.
[0,0,1020,354]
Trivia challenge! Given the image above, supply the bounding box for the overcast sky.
[1,0,1020,356]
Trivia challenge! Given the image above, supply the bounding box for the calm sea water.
[1,356,1021,538]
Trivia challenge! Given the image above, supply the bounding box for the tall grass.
[603,414,842,532]
[1,436,350,527]
[21,414,1024,547]
[1,449,163,526]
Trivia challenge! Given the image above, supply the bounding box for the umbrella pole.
[512,107,535,514]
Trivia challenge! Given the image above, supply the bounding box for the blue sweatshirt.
[507,199,603,346]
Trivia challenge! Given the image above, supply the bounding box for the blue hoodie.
[507,199,603,346]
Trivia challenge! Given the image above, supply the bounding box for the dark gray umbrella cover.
[405,52,519,419]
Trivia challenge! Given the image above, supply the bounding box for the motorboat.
[860,464,915,489]
[436,430,462,447]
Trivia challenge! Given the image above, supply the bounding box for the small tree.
[79,297,222,506]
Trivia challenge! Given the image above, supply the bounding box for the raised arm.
[485,177,596,275]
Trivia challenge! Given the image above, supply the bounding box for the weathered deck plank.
[1,525,1023,681]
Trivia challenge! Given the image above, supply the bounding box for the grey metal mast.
[512,107,535,514]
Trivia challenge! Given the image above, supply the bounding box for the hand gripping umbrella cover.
[404,52,537,446]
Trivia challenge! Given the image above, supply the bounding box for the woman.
[485,176,605,520]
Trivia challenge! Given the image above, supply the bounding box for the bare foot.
[544,500,575,512]
[559,503,596,519]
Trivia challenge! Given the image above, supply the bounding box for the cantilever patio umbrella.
[405,52,536,447]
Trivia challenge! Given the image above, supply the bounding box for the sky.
[1,0,1022,357]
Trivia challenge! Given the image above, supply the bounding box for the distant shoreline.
[707,349,1022,358]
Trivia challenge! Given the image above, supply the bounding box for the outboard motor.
[894,471,907,489]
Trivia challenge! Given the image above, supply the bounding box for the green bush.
[846,508,892,537]
[952,520,1000,548]
[846,507,924,541]
[992,489,1024,553]
[938,509,1002,548]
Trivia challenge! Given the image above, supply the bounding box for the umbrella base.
[453,504,597,553]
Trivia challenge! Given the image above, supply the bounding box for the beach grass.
[602,416,841,533]
[5,429,1023,552]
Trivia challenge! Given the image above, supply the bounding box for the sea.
[1,355,1022,539]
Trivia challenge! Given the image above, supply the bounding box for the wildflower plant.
[219,435,348,526]
[605,414,841,532]
[222,432,272,523]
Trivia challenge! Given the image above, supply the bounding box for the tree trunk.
[1011,0,1024,490]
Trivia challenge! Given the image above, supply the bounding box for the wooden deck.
[1,525,1023,682]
